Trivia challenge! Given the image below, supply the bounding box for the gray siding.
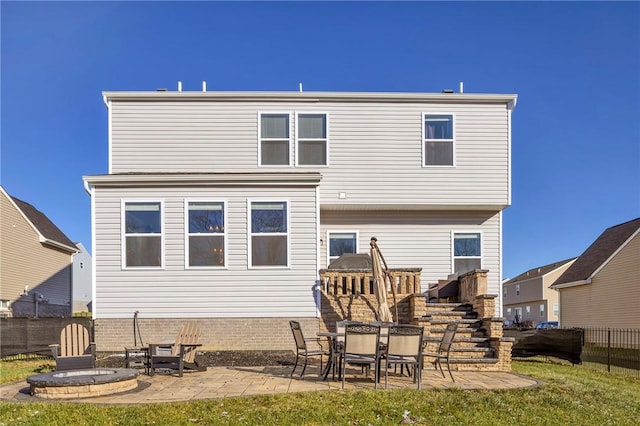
[110,100,510,207]
[93,185,319,319]
[320,210,502,313]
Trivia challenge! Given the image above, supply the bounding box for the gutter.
[549,278,592,290]
[40,237,78,254]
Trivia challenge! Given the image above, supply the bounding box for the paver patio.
[1,364,540,404]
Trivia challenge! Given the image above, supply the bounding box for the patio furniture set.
[290,319,458,390]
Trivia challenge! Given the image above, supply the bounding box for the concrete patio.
[1,364,540,404]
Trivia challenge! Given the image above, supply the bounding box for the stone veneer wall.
[94,317,319,352]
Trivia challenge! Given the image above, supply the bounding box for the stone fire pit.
[27,368,139,399]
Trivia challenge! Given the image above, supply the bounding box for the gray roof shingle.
[11,196,77,250]
[504,258,577,285]
[552,218,640,287]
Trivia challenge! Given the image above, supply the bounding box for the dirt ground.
[96,350,297,368]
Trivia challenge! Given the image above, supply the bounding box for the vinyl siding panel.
[559,234,640,329]
[92,185,319,319]
[0,193,72,306]
[110,100,510,206]
[320,210,502,311]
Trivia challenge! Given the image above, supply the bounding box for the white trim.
[184,199,228,270]
[422,112,456,167]
[499,211,503,315]
[551,278,592,289]
[89,184,97,318]
[315,186,321,317]
[107,99,112,174]
[84,172,322,187]
[507,106,512,206]
[295,112,329,167]
[326,230,359,267]
[258,111,292,167]
[103,90,519,105]
[451,230,483,274]
[247,199,290,269]
[121,199,165,270]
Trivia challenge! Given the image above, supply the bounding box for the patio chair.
[149,323,205,377]
[341,323,381,390]
[289,320,330,377]
[423,322,458,382]
[49,323,96,371]
[383,324,424,390]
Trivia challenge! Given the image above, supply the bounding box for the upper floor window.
[186,201,226,268]
[259,113,291,166]
[327,231,358,265]
[123,201,163,268]
[516,284,520,296]
[423,114,454,166]
[296,113,327,166]
[249,201,288,267]
[452,232,481,275]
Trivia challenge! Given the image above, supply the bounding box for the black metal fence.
[580,327,640,377]
[512,327,640,378]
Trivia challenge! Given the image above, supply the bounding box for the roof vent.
[442,89,454,94]
[156,88,168,92]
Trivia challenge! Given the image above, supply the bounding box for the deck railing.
[319,268,422,296]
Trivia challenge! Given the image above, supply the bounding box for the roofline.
[587,226,640,280]
[549,278,592,289]
[504,258,577,285]
[102,90,518,108]
[0,186,78,254]
[83,172,323,188]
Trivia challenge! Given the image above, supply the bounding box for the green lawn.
[1,360,638,425]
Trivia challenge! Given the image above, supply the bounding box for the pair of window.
[123,200,288,268]
[260,113,327,166]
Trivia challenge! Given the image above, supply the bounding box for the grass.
[1,360,638,425]
[0,358,54,385]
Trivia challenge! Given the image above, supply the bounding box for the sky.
[1,1,639,280]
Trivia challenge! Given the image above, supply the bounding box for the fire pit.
[27,368,139,399]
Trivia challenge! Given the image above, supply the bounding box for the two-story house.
[83,88,517,351]
[1,185,78,317]
[502,258,576,326]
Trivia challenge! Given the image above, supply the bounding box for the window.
[526,305,531,318]
[123,201,162,268]
[423,114,454,166]
[516,284,520,296]
[186,201,226,268]
[0,300,10,309]
[540,304,545,317]
[553,304,559,317]
[259,113,290,165]
[503,287,507,297]
[452,232,481,274]
[297,113,327,165]
[328,231,358,264]
[249,201,288,267]
[506,308,512,314]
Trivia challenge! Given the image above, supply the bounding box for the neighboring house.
[502,258,576,326]
[0,185,78,317]
[83,88,517,351]
[72,242,92,313]
[550,218,640,329]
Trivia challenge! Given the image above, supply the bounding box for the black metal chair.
[289,320,329,377]
[423,322,458,382]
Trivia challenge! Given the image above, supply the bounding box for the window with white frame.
[259,113,290,165]
[516,284,520,296]
[540,304,545,317]
[250,201,288,267]
[452,232,481,274]
[123,201,162,267]
[186,201,226,267]
[553,303,559,317]
[328,231,357,264]
[423,114,454,166]
[526,305,531,318]
[297,113,327,165]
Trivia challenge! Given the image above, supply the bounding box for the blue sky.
[1,1,639,279]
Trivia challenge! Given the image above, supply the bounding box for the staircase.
[418,302,502,371]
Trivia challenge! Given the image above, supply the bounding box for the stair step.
[447,358,499,364]
[428,318,480,325]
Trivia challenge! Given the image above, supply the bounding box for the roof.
[5,190,77,253]
[102,90,518,109]
[551,218,640,288]
[504,258,577,285]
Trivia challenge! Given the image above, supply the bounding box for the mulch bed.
[96,351,297,368]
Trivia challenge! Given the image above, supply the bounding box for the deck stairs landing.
[418,302,500,371]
